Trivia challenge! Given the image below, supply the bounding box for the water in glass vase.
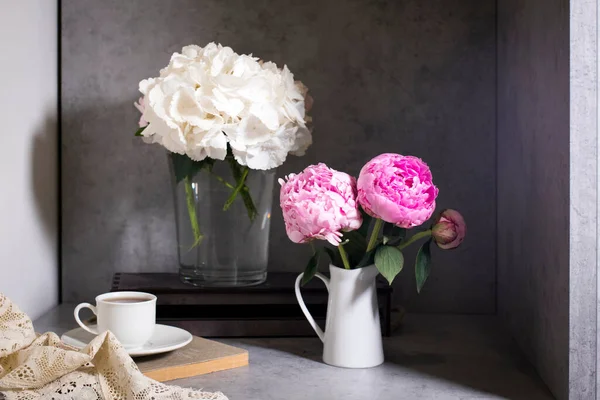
[172,159,275,287]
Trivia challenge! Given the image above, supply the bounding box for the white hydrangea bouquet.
[134,43,313,245]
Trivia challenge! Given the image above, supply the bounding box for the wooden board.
[136,336,248,382]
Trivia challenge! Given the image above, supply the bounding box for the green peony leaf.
[415,239,433,293]
[134,126,146,137]
[302,251,321,286]
[374,246,404,285]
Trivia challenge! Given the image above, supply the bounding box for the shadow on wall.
[60,102,180,301]
[30,115,58,257]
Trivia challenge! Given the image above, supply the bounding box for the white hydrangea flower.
[137,43,313,170]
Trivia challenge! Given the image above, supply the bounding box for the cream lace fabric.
[0,294,227,400]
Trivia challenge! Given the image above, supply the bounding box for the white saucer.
[61,324,193,357]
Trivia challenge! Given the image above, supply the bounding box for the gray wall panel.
[62,0,496,312]
[497,0,575,398]
[569,0,598,398]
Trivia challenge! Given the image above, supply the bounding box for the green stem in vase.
[366,218,384,252]
[184,176,203,248]
[226,157,258,221]
[223,167,249,211]
[210,171,236,190]
[338,243,352,270]
[397,230,432,250]
[210,170,252,195]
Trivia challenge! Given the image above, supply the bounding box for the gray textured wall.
[498,0,599,399]
[61,0,496,312]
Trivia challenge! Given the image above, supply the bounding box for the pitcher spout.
[328,264,379,282]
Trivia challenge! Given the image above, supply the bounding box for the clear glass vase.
[171,158,275,287]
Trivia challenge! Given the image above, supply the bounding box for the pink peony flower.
[432,209,466,249]
[134,96,149,128]
[357,153,438,228]
[279,163,363,246]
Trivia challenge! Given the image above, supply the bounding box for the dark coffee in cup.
[103,297,150,304]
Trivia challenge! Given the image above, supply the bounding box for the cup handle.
[74,303,99,335]
[295,272,330,342]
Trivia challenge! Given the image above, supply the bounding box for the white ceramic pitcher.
[295,264,384,368]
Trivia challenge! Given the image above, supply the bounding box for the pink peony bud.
[279,163,363,246]
[134,96,149,128]
[432,209,466,249]
[357,153,439,228]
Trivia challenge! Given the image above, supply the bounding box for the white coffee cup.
[74,291,156,348]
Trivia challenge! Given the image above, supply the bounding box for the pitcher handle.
[295,272,330,342]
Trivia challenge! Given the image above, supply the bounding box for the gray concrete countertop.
[35,305,554,400]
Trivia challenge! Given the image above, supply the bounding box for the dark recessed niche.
[58,1,598,399]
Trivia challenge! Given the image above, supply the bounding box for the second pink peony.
[357,153,439,228]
